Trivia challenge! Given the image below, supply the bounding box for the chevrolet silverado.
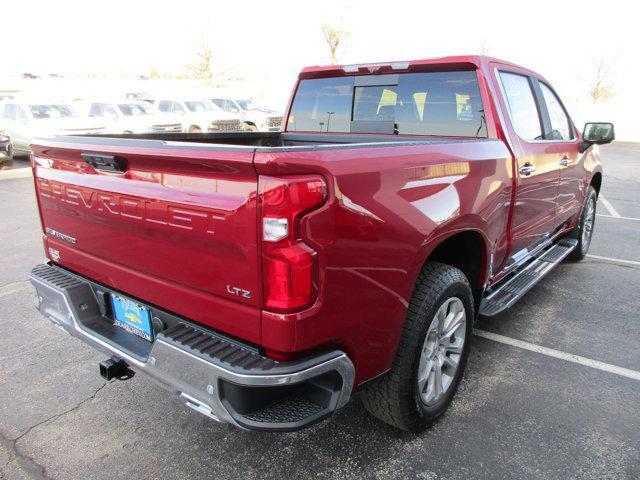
[28,56,614,432]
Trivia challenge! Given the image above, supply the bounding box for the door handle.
[519,163,536,176]
[559,156,571,167]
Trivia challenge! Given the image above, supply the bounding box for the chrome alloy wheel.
[417,297,467,407]
[582,195,596,248]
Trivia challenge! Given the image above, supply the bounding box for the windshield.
[118,103,153,116]
[29,104,76,119]
[185,101,215,113]
[287,71,487,137]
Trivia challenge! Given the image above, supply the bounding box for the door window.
[2,104,17,120]
[158,101,171,113]
[16,106,28,122]
[90,103,118,118]
[499,72,543,141]
[539,83,572,140]
[171,102,185,114]
[223,100,239,112]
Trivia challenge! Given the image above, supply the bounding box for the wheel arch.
[416,227,490,310]
[590,171,602,196]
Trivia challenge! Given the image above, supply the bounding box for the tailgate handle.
[81,153,125,173]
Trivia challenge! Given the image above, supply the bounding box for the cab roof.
[298,55,537,79]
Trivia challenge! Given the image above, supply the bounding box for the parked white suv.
[0,101,105,154]
[210,97,282,131]
[154,99,243,133]
[84,100,183,134]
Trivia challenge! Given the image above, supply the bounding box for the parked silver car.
[154,99,243,133]
[210,97,282,131]
[0,123,13,166]
[82,100,183,134]
[0,101,105,155]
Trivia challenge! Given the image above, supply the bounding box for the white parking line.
[586,254,640,268]
[598,195,621,218]
[597,213,640,222]
[474,330,640,381]
[0,168,32,180]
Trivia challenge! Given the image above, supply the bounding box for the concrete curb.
[0,169,32,180]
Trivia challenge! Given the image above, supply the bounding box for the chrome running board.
[480,238,578,317]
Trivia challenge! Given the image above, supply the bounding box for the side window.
[539,83,572,140]
[211,99,224,109]
[16,106,28,121]
[106,104,118,118]
[3,104,16,120]
[171,102,185,114]
[223,100,239,112]
[89,103,104,116]
[499,72,543,141]
[158,101,171,113]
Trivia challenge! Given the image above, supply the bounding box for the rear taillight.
[259,175,327,311]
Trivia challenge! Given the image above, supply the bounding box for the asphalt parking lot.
[1,144,639,480]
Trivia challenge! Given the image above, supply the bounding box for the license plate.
[111,294,153,341]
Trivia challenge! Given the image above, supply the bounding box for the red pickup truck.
[29,56,614,432]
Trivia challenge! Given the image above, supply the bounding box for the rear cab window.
[287,71,487,137]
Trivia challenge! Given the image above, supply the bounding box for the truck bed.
[78,131,487,150]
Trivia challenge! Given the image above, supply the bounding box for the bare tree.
[188,35,214,85]
[322,24,350,65]
[588,56,614,103]
[479,37,491,56]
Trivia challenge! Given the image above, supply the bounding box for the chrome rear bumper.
[29,263,354,431]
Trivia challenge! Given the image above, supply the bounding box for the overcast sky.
[5,0,637,135]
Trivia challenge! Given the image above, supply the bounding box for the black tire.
[567,186,597,261]
[361,262,474,432]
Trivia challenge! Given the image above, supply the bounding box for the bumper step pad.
[160,323,277,371]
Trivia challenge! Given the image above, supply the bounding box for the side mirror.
[580,122,615,153]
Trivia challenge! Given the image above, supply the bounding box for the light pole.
[326,111,335,132]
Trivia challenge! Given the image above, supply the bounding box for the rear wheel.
[362,262,473,431]
[568,186,597,261]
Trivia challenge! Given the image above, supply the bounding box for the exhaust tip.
[99,357,135,381]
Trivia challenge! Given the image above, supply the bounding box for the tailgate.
[31,137,261,343]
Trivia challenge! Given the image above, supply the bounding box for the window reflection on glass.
[499,72,543,141]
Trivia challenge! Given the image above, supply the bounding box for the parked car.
[28,55,612,433]
[0,124,13,166]
[210,97,283,131]
[0,101,105,155]
[154,99,243,133]
[83,100,183,134]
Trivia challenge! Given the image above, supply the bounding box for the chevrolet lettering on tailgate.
[37,177,222,235]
